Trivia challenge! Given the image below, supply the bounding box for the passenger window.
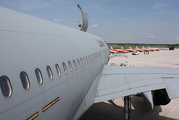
[73,60,77,70]
[77,59,81,68]
[89,55,91,62]
[68,61,73,72]
[83,57,86,65]
[55,64,61,76]
[80,58,84,67]
[20,71,30,90]
[35,68,43,84]
[62,62,68,74]
[86,57,88,64]
[0,76,12,97]
[46,66,53,80]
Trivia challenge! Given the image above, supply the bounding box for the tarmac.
[79,49,179,120]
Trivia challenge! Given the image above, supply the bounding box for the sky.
[1,0,179,44]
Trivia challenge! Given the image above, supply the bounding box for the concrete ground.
[79,49,179,120]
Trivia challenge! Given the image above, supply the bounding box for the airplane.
[135,46,144,52]
[110,49,118,54]
[121,46,136,52]
[0,4,179,120]
[145,46,155,51]
[110,46,128,53]
[141,46,152,51]
[148,46,160,51]
[129,46,144,52]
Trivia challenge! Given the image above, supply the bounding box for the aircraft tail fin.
[142,46,145,49]
[129,46,132,49]
[110,46,113,50]
[77,4,88,32]
[121,46,124,49]
[136,46,139,49]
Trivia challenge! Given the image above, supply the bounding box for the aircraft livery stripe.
[27,112,39,120]
[42,97,60,112]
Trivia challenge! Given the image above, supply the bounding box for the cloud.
[104,23,108,25]
[149,35,156,38]
[54,19,67,24]
[130,36,135,39]
[154,3,166,9]
[139,31,142,33]
[125,33,131,36]
[173,38,179,40]
[91,24,98,27]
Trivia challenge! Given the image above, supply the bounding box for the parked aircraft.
[110,46,128,53]
[110,49,118,54]
[121,46,136,52]
[142,46,151,51]
[0,5,179,120]
[148,46,160,51]
[129,46,144,52]
[135,46,144,52]
[146,46,155,51]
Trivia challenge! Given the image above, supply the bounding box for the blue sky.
[1,0,179,44]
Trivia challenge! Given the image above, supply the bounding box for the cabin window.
[20,71,30,90]
[86,56,88,64]
[68,61,73,72]
[89,55,91,62]
[0,76,12,97]
[77,59,81,68]
[55,64,61,76]
[83,57,86,65]
[73,60,77,70]
[46,66,53,80]
[80,58,84,67]
[62,62,68,74]
[35,68,43,84]
[87,56,89,63]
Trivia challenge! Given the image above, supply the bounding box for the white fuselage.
[0,7,109,120]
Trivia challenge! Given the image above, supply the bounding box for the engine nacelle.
[153,89,171,106]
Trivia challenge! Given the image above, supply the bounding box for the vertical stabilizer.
[77,4,88,32]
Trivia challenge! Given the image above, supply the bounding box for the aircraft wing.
[95,65,179,103]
